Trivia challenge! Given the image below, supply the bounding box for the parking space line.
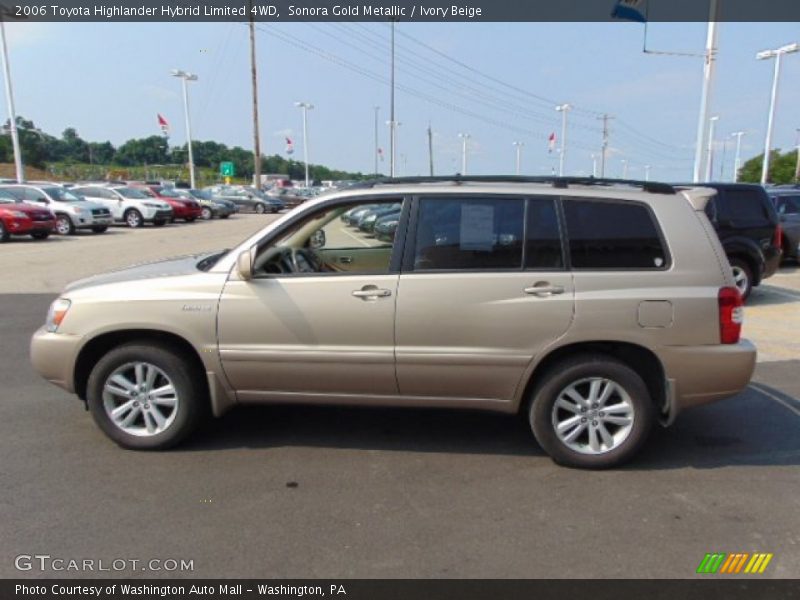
[749,383,800,418]
[339,226,373,248]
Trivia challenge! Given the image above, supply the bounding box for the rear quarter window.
[563,199,668,270]
[717,189,770,223]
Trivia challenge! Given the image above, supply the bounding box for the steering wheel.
[278,247,321,273]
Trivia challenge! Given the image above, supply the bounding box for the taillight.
[718,287,743,344]
[774,224,783,251]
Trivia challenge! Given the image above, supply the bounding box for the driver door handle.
[352,286,392,299]
[524,283,566,297]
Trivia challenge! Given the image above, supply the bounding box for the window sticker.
[459,204,494,251]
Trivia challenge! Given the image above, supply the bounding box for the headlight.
[45,298,71,333]
[143,202,160,208]
[10,210,28,218]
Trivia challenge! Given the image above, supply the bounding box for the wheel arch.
[517,341,667,419]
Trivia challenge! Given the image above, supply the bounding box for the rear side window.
[414,197,524,270]
[719,190,769,223]
[564,199,667,270]
[775,196,800,215]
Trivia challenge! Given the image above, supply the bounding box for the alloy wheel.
[102,362,179,437]
[732,266,749,297]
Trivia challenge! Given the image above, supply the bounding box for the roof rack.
[350,175,676,195]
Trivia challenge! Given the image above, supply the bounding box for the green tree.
[114,136,170,166]
[738,149,799,184]
[88,141,115,165]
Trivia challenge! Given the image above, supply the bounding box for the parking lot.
[1,214,799,579]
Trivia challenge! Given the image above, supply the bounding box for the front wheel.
[200,207,213,220]
[55,214,75,235]
[31,231,50,240]
[254,203,266,214]
[729,258,753,300]
[86,343,206,450]
[124,209,143,228]
[528,354,654,469]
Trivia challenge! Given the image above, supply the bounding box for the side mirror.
[309,229,326,249]
[35,198,48,204]
[236,249,254,281]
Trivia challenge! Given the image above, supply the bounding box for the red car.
[0,191,55,242]
[133,184,203,223]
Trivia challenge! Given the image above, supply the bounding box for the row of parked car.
[0,181,296,243]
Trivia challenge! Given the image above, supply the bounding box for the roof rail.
[351,175,676,195]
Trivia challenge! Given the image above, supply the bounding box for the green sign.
[220,161,235,177]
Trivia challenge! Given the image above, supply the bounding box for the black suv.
[766,186,800,263]
[677,183,782,299]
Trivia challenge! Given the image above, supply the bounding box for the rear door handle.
[524,283,566,297]
[339,256,353,264]
[352,286,392,299]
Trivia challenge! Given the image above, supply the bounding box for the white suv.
[1,184,113,235]
[72,185,172,228]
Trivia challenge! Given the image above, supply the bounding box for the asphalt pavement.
[1,215,799,579]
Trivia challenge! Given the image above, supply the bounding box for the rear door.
[394,195,574,403]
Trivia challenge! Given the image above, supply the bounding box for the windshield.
[0,190,20,203]
[45,187,83,202]
[116,187,150,199]
[156,187,182,198]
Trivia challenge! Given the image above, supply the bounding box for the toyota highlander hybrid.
[30,177,756,468]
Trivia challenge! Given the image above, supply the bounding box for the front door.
[395,195,575,404]
[217,198,405,401]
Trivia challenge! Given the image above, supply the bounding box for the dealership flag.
[285,137,294,155]
[377,147,384,161]
[611,0,648,23]
[548,132,556,153]
[157,113,169,136]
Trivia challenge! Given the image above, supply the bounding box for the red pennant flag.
[157,114,169,135]
[285,137,294,155]
[548,132,556,153]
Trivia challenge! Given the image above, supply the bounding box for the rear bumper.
[661,339,756,420]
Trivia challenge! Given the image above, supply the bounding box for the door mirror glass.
[309,229,326,249]
[237,249,254,281]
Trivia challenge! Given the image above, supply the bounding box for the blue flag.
[611,0,648,23]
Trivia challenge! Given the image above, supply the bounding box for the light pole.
[795,128,800,182]
[692,0,720,183]
[295,101,314,187]
[731,131,746,182]
[621,159,628,179]
[0,22,23,183]
[591,154,598,178]
[705,115,719,182]
[513,141,524,175]
[555,104,572,176]
[373,106,380,176]
[757,42,799,184]
[644,165,651,181]
[458,133,471,175]
[171,69,198,189]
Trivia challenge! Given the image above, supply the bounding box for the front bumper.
[145,209,173,222]
[30,327,82,393]
[661,339,757,420]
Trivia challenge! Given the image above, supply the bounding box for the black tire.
[0,221,8,243]
[185,216,196,223]
[528,354,655,469]
[124,209,143,228]
[219,214,230,219]
[55,214,75,235]
[153,220,166,227]
[729,257,753,300]
[31,231,50,240]
[86,343,206,450]
[255,203,266,214]
[201,207,213,220]
[271,207,279,214]
[91,225,108,234]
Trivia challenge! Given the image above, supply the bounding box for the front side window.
[564,199,667,270]
[413,197,524,270]
[252,199,402,276]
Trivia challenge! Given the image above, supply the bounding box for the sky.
[3,19,799,181]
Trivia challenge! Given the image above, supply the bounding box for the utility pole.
[373,106,380,176]
[249,16,262,188]
[294,102,313,187]
[692,0,720,183]
[556,103,572,176]
[597,113,612,178]
[513,141,524,176]
[795,128,800,182]
[427,122,434,176]
[0,22,23,183]
[757,43,799,184]
[705,115,719,182]
[458,133,470,174]
[389,19,397,177]
[591,154,598,177]
[731,131,745,182]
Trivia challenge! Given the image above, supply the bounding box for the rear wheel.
[31,231,50,240]
[86,343,206,450]
[91,225,108,234]
[255,203,266,214]
[219,214,230,219]
[55,214,75,235]
[528,354,655,469]
[200,207,213,220]
[153,220,166,227]
[0,221,8,242]
[124,209,143,228]
[729,258,753,300]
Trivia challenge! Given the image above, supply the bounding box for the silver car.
[30,177,755,468]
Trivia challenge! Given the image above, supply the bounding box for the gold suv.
[30,177,756,468]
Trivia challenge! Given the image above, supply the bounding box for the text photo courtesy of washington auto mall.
[1,0,800,599]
